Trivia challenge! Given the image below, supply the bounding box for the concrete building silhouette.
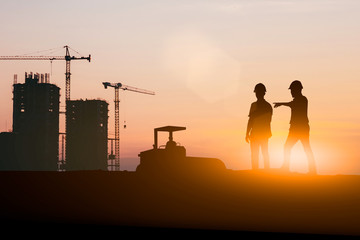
[0,72,60,171]
[65,99,108,171]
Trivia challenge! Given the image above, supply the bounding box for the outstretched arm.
[273,102,291,108]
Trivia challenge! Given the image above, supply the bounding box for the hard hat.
[289,80,303,90]
[254,83,266,93]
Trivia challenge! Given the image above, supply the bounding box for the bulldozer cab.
[153,126,186,149]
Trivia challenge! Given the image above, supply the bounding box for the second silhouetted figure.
[246,83,273,170]
[274,80,317,175]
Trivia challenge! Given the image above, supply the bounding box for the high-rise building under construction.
[65,99,108,171]
[9,72,60,170]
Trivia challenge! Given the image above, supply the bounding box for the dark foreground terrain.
[0,169,359,239]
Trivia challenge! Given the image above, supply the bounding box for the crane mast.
[103,82,155,171]
[114,87,120,171]
[65,46,71,102]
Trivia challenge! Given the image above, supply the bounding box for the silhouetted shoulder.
[248,100,272,119]
[262,100,273,115]
[301,95,308,101]
[289,95,307,107]
[265,100,273,111]
[248,102,257,117]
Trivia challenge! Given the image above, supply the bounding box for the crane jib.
[0,55,91,62]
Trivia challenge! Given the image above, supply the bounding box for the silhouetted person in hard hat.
[274,80,317,175]
[246,83,273,170]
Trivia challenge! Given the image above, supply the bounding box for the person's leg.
[301,137,317,174]
[260,139,270,169]
[250,139,260,170]
[282,134,298,171]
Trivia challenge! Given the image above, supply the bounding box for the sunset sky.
[0,0,359,175]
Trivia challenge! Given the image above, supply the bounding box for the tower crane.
[0,45,91,170]
[103,82,155,171]
[0,45,91,102]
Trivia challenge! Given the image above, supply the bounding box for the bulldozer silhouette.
[136,126,227,175]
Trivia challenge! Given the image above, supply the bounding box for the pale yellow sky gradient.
[0,0,359,174]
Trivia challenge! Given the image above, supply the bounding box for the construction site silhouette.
[0,70,359,238]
